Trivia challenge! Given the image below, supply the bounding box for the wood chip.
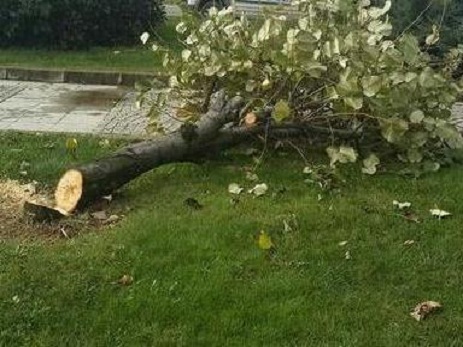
[244,112,258,127]
[91,211,108,221]
[117,275,134,286]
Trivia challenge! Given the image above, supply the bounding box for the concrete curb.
[0,66,168,86]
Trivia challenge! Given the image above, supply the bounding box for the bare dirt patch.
[0,179,123,241]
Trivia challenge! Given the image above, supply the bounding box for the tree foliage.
[149,0,463,174]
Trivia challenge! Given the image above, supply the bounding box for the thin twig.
[396,1,434,41]
[286,140,309,165]
[253,118,271,171]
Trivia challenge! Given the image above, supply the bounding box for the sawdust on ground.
[0,179,115,241]
[0,179,61,239]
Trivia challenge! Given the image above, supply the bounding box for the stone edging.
[0,66,168,87]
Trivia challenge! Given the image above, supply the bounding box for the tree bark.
[27,91,359,217]
[52,91,245,214]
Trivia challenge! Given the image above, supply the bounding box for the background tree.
[375,0,463,53]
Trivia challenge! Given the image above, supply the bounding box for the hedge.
[0,0,165,49]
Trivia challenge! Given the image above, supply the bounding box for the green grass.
[0,21,181,73]
[1,131,463,346]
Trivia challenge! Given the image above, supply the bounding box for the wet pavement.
[0,81,149,135]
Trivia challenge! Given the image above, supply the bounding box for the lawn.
[0,21,180,73]
[1,131,463,346]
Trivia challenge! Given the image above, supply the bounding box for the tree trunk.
[53,91,245,214]
[25,91,359,218]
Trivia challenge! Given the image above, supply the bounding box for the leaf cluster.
[153,0,463,173]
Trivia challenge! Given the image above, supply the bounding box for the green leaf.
[361,76,382,97]
[419,67,435,89]
[405,72,418,83]
[367,0,392,19]
[380,118,409,143]
[181,49,192,62]
[390,72,405,86]
[287,29,300,45]
[298,17,309,31]
[422,161,440,173]
[257,19,271,42]
[367,21,392,36]
[409,110,424,124]
[407,148,423,163]
[362,153,380,175]
[423,117,436,131]
[435,121,462,146]
[327,146,358,167]
[399,35,420,63]
[344,97,363,110]
[272,100,291,123]
[409,131,429,148]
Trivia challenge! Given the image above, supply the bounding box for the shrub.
[0,0,165,49]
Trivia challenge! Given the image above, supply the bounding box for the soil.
[0,179,122,241]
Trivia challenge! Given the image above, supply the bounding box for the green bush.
[0,0,165,49]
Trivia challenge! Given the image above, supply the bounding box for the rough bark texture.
[53,92,245,213]
[37,91,360,216]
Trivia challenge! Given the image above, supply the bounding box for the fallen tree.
[25,89,363,220]
[25,0,463,220]
[53,91,243,214]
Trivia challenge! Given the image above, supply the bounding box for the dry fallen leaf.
[117,275,134,286]
[248,183,268,197]
[430,209,451,218]
[410,301,442,321]
[393,200,411,209]
[102,195,113,203]
[258,231,274,250]
[303,166,313,174]
[91,211,108,221]
[228,183,244,195]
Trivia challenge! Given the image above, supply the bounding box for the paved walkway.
[0,81,150,135]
